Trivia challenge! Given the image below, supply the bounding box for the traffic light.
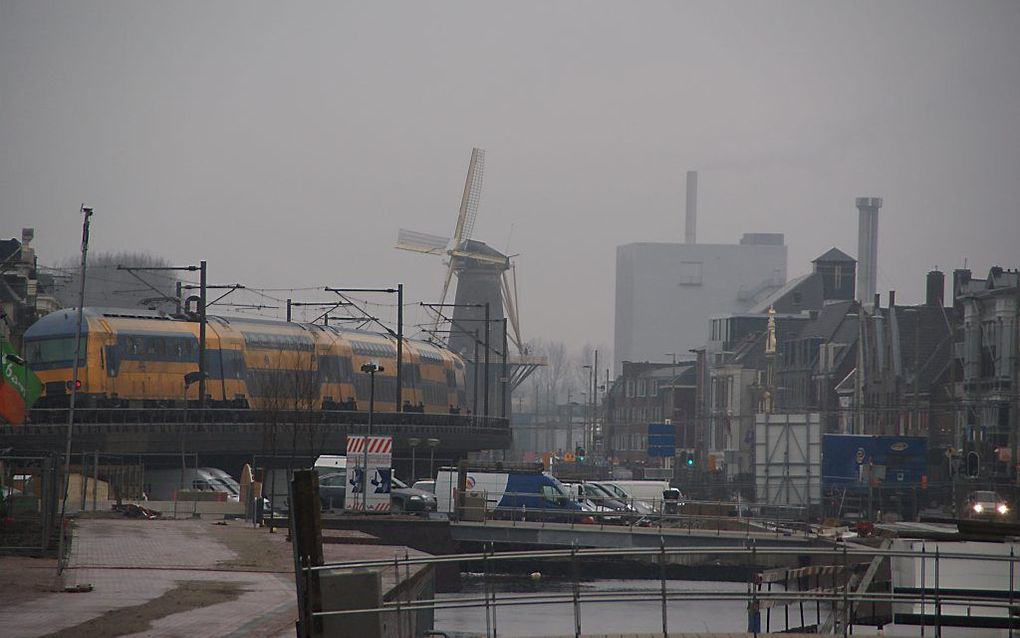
[575,446,586,462]
[679,449,695,468]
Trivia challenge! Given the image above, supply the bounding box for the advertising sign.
[0,342,42,425]
[344,435,393,512]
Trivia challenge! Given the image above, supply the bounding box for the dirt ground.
[208,521,296,572]
[0,556,63,605]
[40,580,246,638]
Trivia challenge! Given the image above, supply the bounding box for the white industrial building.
[613,233,788,370]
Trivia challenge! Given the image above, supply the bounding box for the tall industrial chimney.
[685,170,697,244]
[926,270,945,306]
[855,197,882,306]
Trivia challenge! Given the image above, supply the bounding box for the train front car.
[23,308,99,408]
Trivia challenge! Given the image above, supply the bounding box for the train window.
[23,336,87,369]
[242,331,313,352]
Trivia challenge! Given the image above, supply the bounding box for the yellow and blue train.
[23,307,467,413]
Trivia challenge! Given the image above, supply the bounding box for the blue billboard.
[822,434,927,488]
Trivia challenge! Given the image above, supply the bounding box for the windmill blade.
[451,148,485,246]
[396,228,450,255]
[501,270,524,353]
[432,258,457,339]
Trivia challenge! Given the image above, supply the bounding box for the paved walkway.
[2,518,296,637]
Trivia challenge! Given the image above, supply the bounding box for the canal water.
[433,576,819,636]
[434,574,1015,637]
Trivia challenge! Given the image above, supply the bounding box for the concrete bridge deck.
[0,408,510,457]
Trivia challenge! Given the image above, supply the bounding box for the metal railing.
[307,543,1020,638]
[443,490,817,539]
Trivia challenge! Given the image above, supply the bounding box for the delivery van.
[435,466,587,521]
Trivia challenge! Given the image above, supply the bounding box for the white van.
[144,467,241,502]
[593,480,672,512]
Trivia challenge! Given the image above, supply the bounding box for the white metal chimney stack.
[685,170,698,244]
[855,197,883,306]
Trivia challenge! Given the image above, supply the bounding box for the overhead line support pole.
[58,204,92,575]
[396,283,403,412]
[199,260,207,411]
[484,302,490,419]
[501,317,508,419]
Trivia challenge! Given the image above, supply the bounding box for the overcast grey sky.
[3,1,1019,357]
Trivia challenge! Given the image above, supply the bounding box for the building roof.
[812,247,856,264]
[748,272,822,314]
[0,238,21,265]
[795,300,857,341]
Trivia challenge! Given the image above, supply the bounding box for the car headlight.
[998,504,1009,515]
[409,495,423,501]
[974,503,984,513]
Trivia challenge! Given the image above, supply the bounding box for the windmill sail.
[396,229,450,255]
[453,148,485,246]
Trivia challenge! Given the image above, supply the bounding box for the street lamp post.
[427,438,440,479]
[360,361,383,512]
[408,437,421,483]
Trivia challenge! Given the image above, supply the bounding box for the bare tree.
[50,251,178,310]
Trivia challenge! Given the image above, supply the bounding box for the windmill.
[395,148,540,415]
[395,148,524,354]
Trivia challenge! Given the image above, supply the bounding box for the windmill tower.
[396,148,531,416]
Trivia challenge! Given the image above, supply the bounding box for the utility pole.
[198,260,207,411]
[593,349,599,452]
[484,302,490,418]
[501,317,507,418]
[473,330,480,417]
[396,283,403,412]
[58,204,92,574]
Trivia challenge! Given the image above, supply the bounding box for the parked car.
[391,476,436,513]
[965,491,1009,520]
[411,479,435,494]
[563,482,634,523]
[318,471,347,511]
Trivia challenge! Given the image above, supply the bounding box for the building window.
[678,261,703,286]
[637,380,646,397]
